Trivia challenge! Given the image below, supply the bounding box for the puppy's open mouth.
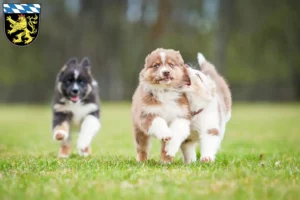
[70,95,80,103]
[158,77,173,84]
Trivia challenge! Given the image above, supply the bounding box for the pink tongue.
[71,96,79,102]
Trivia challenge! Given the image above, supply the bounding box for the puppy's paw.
[77,146,91,157]
[58,153,69,159]
[164,140,180,157]
[53,130,68,141]
[77,137,92,157]
[200,156,214,163]
[158,129,173,142]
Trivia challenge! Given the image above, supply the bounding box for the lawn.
[0,103,299,200]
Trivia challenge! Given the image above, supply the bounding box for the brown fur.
[53,121,69,140]
[160,141,173,162]
[131,48,190,162]
[207,128,219,136]
[200,61,231,113]
[134,128,151,161]
[83,146,91,154]
[58,144,71,157]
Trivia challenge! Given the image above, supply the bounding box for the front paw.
[77,146,91,157]
[53,130,68,141]
[164,140,180,157]
[158,129,173,142]
[200,156,214,162]
[76,136,92,156]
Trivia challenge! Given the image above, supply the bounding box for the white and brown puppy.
[131,48,191,162]
[52,57,101,158]
[179,53,231,164]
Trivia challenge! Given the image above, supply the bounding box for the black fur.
[52,57,100,130]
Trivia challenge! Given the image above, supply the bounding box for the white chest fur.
[54,102,98,125]
[142,91,187,123]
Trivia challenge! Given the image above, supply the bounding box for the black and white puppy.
[52,57,101,158]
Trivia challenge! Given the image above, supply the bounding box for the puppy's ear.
[66,57,78,67]
[80,57,91,68]
[174,51,184,65]
[144,54,150,67]
[198,72,216,100]
[57,57,77,82]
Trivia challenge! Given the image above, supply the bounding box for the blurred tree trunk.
[214,0,235,74]
[127,0,172,97]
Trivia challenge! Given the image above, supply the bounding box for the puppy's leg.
[58,135,72,158]
[52,112,71,141]
[146,116,173,141]
[52,112,72,158]
[77,115,101,156]
[161,140,172,163]
[199,111,221,162]
[134,128,151,162]
[181,140,197,164]
[164,118,190,158]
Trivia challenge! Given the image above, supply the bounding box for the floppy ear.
[80,57,90,68]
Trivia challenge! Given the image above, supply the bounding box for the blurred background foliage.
[0,0,299,103]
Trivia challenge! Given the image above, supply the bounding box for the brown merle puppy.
[52,57,101,158]
[131,48,191,163]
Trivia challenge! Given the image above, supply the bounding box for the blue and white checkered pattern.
[3,4,40,14]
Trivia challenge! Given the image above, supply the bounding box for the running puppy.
[52,57,101,158]
[131,48,191,162]
[180,53,232,163]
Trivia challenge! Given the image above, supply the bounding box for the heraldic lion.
[6,14,38,44]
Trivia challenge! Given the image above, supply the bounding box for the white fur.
[57,82,63,94]
[181,141,197,164]
[92,80,98,87]
[53,103,98,125]
[160,51,166,65]
[148,117,173,140]
[142,85,188,123]
[197,53,206,65]
[183,55,230,162]
[77,115,101,156]
[74,70,79,79]
[53,129,68,141]
[164,118,190,157]
[194,98,222,161]
[160,66,168,76]
[73,83,79,90]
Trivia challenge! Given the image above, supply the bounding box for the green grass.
[0,103,299,200]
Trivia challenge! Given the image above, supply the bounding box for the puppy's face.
[182,67,216,100]
[140,48,190,88]
[57,58,93,103]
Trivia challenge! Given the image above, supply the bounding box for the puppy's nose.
[163,71,170,77]
[71,89,79,95]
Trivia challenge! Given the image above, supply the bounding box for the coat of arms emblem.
[3,3,40,46]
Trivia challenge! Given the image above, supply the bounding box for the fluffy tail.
[197,53,232,115]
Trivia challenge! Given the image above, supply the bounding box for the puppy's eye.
[196,74,203,82]
[169,63,174,67]
[78,80,86,86]
[65,78,73,85]
[153,64,160,68]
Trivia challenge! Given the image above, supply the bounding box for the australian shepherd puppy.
[131,48,191,162]
[52,57,101,158]
[179,53,231,164]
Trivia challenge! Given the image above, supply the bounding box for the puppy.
[52,57,101,158]
[131,48,191,162]
[179,53,231,163]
